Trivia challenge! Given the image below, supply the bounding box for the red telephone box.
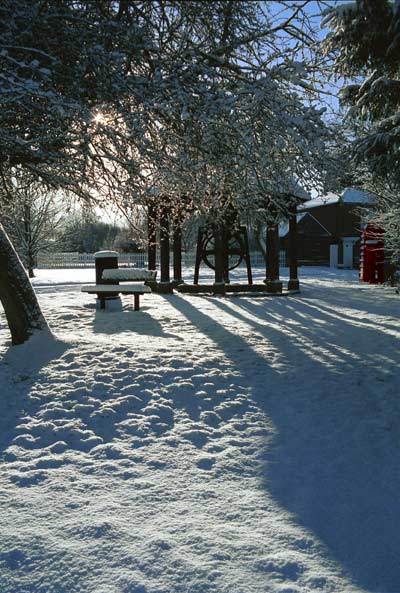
[359,224,384,284]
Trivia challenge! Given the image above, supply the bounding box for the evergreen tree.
[322,0,400,260]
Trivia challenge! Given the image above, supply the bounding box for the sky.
[268,1,353,116]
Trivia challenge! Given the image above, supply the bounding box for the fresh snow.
[1,266,399,593]
[320,2,358,28]
[341,188,375,204]
[299,187,375,211]
[287,179,311,202]
[279,213,307,238]
[94,251,119,258]
[102,269,157,281]
[299,192,340,209]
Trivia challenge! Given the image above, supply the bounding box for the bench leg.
[94,293,123,311]
[134,293,140,311]
[96,295,106,310]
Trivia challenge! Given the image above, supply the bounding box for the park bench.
[101,268,157,283]
[81,283,152,311]
[81,266,157,311]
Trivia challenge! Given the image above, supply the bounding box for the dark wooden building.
[280,188,375,267]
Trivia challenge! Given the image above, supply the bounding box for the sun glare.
[93,112,104,124]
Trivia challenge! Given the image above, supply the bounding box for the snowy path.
[0,268,399,593]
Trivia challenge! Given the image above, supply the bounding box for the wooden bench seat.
[81,284,152,311]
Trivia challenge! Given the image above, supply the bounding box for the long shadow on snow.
[92,309,178,339]
[299,280,400,321]
[168,292,400,593]
[0,335,69,457]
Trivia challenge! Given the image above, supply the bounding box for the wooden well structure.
[145,194,301,295]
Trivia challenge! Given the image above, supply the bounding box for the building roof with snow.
[288,180,311,202]
[279,213,307,237]
[298,187,375,211]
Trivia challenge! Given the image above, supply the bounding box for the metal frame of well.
[145,194,302,295]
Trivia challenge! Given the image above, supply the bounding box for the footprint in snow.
[196,456,215,470]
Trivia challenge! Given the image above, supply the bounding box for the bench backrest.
[102,268,157,282]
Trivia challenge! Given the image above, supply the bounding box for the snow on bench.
[81,284,152,311]
[101,268,157,282]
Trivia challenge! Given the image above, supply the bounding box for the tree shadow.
[0,333,69,456]
[92,310,179,339]
[287,295,400,335]
[299,280,399,319]
[167,292,400,592]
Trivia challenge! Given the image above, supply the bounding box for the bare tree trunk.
[173,213,183,285]
[0,223,50,345]
[147,200,157,271]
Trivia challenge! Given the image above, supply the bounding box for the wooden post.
[159,204,170,283]
[213,225,226,293]
[265,224,282,293]
[173,213,183,284]
[242,226,253,285]
[287,209,300,291]
[222,225,230,284]
[147,201,157,271]
[194,228,204,285]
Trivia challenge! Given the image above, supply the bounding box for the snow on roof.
[279,213,307,237]
[341,188,375,204]
[288,180,311,201]
[298,192,339,210]
[298,187,375,211]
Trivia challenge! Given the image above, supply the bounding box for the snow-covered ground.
[0,267,399,593]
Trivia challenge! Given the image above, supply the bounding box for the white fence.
[37,252,147,269]
[37,250,286,269]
